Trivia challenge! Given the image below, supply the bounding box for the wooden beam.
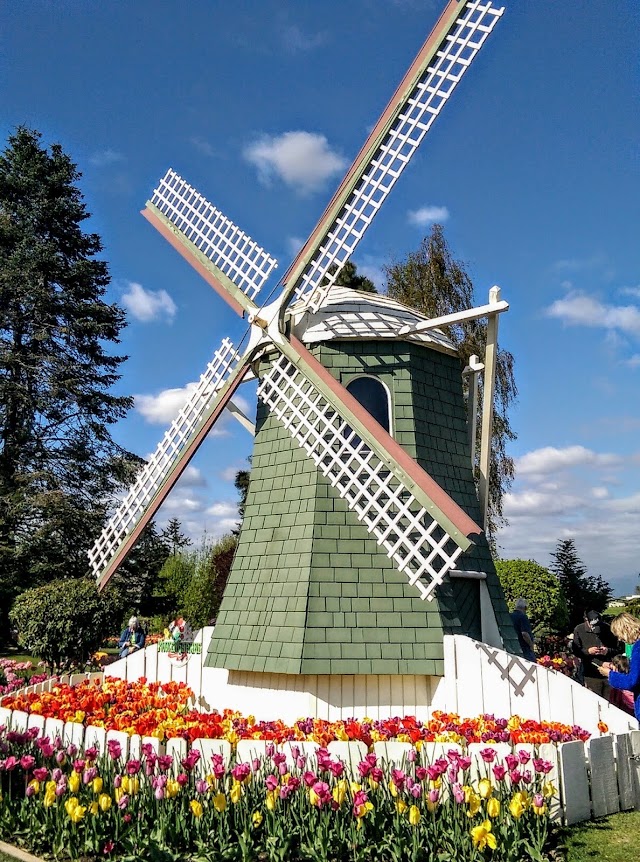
[478,287,501,530]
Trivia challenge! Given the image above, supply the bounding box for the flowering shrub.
[1,678,592,745]
[537,654,577,677]
[0,725,559,861]
[0,659,48,696]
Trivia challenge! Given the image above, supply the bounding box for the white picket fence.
[3,631,640,825]
[2,697,640,825]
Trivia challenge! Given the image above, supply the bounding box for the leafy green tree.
[9,578,120,670]
[182,534,238,628]
[0,128,135,618]
[549,538,612,631]
[161,517,192,556]
[495,558,568,636]
[384,225,517,539]
[156,552,196,616]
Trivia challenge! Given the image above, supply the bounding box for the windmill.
[90,1,520,715]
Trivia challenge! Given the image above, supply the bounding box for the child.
[608,655,635,715]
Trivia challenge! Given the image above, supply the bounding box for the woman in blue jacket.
[598,612,640,721]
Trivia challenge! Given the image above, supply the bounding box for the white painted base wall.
[104,628,639,735]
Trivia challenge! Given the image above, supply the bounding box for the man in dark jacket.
[572,610,619,696]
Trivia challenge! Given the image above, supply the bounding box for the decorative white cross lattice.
[150,168,277,299]
[258,355,465,600]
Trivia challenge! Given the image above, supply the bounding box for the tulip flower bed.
[1,678,593,745]
[0,724,560,862]
[0,659,48,696]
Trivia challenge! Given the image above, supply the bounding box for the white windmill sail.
[281,0,504,315]
[89,336,251,588]
[145,168,277,313]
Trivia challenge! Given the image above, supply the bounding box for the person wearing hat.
[572,609,619,697]
[118,616,146,659]
[510,597,536,662]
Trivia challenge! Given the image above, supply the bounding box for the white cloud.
[619,285,640,299]
[122,282,177,323]
[280,24,326,53]
[552,254,605,272]
[177,466,207,488]
[89,149,124,167]
[220,466,239,482]
[244,131,347,195]
[546,292,640,337]
[515,445,620,476]
[286,236,304,257]
[498,445,640,592]
[407,205,449,227]
[206,501,238,519]
[189,136,217,157]
[136,383,197,424]
[625,354,640,369]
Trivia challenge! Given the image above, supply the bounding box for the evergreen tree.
[384,224,517,539]
[160,517,192,556]
[0,128,135,616]
[549,538,612,631]
[234,465,251,522]
[322,260,377,294]
[111,521,170,616]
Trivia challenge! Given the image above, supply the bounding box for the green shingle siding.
[205,339,518,675]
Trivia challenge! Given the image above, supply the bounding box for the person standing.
[572,610,619,697]
[118,616,146,658]
[597,612,640,721]
[510,598,536,662]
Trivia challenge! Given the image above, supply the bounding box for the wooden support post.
[478,286,501,531]
[463,354,483,471]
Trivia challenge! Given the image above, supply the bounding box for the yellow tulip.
[89,802,99,816]
[395,799,407,815]
[332,780,347,806]
[65,797,79,815]
[45,780,56,793]
[467,792,481,817]
[543,781,557,799]
[213,793,226,813]
[92,777,103,795]
[486,797,501,819]
[68,772,80,793]
[43,790,56,809]
[166,780,180,798]
[350,782,362,794]
[408,805,421,826]
[388,780,399,798]
[478,778,492,799]
[533,801,547,816]
[99,794,111,812]
[509,796,525,820]
[470,819,497,851]
[266,790,277,811]
[230,782,242,804]
[190,799,203,818]
[28,780,40,795]
[309,788,319,807]
[252,810,263,828]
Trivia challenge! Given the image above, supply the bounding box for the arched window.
[346,376,391,433]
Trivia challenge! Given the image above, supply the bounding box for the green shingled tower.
[206,292,518,676]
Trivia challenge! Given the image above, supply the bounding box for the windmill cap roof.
[291,286,457,353]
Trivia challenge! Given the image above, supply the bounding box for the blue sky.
[3,1,639,594]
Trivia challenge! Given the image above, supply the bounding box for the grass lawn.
[564,810,640,860]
